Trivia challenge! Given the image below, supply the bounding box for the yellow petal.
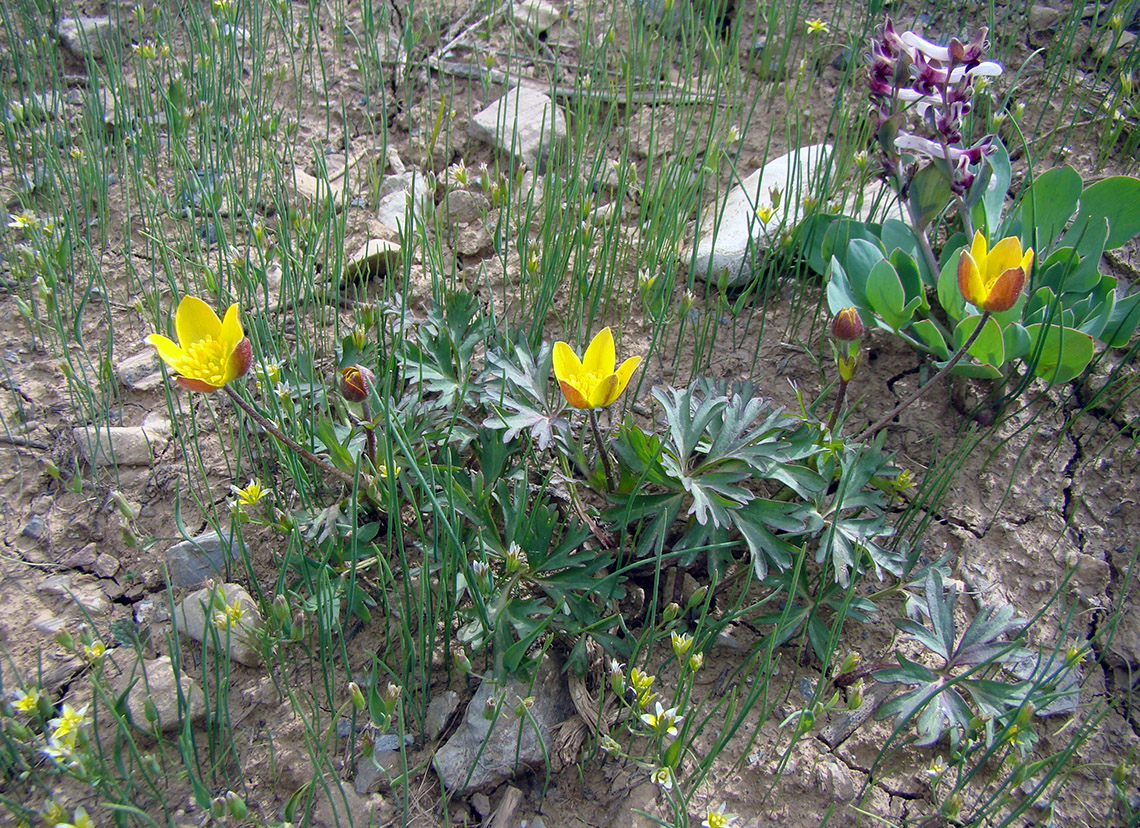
[582,328,616,376]
[552,341,583,384]
[969,229,988,270]
[1021,247,1034,275]
[985,236,1024,287]
[145,333,186,369]
[611,355,641,403]
[589,374,620,408]
[220,303,244,349]
[176,296,222,347]
[957,250,985,307]
[983,266,1026,313]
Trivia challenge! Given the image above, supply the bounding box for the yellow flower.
[957,231,1033,313]
[232,478,269,506]
[552,327,641,409]
[756,203,777,223]
[806,17,830,35]
[12,687,41,714]
[702,802,737,828]
[49,703,88,744]
[7,210,39,230]
[213,599,246,630]
[146,296,253,393]
[651,766,675,790]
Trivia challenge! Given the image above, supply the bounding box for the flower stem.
[826,377,849,434]
[361,398,377,471]
[588,409,615,492]
[223,385,357,488]
[854,310,991,443]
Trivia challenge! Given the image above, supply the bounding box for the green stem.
[588,408,615,492]
[854,310,992,443]
[223,385,357,489]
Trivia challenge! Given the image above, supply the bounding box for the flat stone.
[62,544,98,570]
[343,239,401,282]
[37,573,110,615]
[375,170,433,236]
[513,0,561,33]
[469,87,567,168]
[72,413,169,467]
[174,582,263,667]
[815,760,857,802]
[424,690,460,741]
[456,224,492,257]
[116,350,163,391]
[290,167,351,209]
[22,514,47,541]
[354,750,401,795]
[111,654,207,733]
[164,529,246,588]
[1028,4,1061,33]
[443,189,489,226]
[93,553,120,579]
[56,16,118,60]
[1092,29,1137,64]
[432,656,574,793]
[34,615,69,636]
[692,143,832,287]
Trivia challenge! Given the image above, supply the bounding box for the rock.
[443,189,489,226]
[37,573,111,615]
[343,239,401,282]
[691,143,832,287]
[175,583,263,667]
[94,553,120,579]
[112,654,207,733]
[432,656,575,793]
[313,785,392,828]
[1092,29,1137,65]
[33,615,68,636]
[513,0,561,33]
[424,690,460,741]
[116,350,164,391]
[469,87,567,169]
[22,514,47,541]
[56,16,118,60]
[815,760,856,801]
[62,544,98,570]
[456,224,492,257]
[290,167,351,209]
[165,529,246,588]
[1028,4,1062,35]
[73,412,169,467]
[375,170,433,236]
[354,749,402,795]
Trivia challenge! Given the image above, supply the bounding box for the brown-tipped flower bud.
[831,307,865,341]
[340,364,376,402]
[230,337,253,381]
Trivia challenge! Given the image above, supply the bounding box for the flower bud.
[831,307,865,341]
[225,791,249,819]
[662,602,680,622]
[347,682,366,712]
[230,337,253,381]
[340,364,376,402]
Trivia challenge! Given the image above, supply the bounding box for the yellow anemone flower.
[957,230,1033,313]
[146,296,253,393]
[552,327,641,409]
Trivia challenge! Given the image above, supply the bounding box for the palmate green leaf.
[400,289,490,407]
[482,338,569,450]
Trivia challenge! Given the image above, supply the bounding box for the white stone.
[375,170,433,236]
[111,654,207,733]
[56,16,118,60]
[469,87,567,168]
[174,583,263,667]
[513,0,561,33]
[692,143,832,287]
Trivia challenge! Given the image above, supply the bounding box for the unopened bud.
[340,364,376,402]
[230,337,253,382]
[662,602,680,622]
[225,791,248,819]
[831,307,865,341]
[347,682,365,712]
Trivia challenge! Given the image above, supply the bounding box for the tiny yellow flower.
[146,296,253,393]
[49,703,88,743]
[651,766,675,790]
[957,230,1033,313]
[232,478,270,506]
[12,687,41,714]
[7,210,39,230]
[83,640,106,662]
[671,631,694,660]
[213,599,246,630]
[57,806,95,828]
[806,18,830,35]
[702,802,737,828]
[552,327,641,409]
[688,652,704,672]
[640,702,683,738]
[756,203,777,223]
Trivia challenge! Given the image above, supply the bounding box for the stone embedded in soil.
[72,411,170,467]
[355,749,402,795]
[424,689,460,741]
[164,528,246,588]
[36,573,111,615]
[691,143,832,288]
[117,350,164,391]
[313,785,393,828]
[93,552,120,579]
[290,166,351,210]
[56,16,118,60]
[22,514,47,541]
[375,170,433,236]
[111,653,207,733]
[1092,29,1137,64]
[814,760,856,802]
[175,582,263,667]
[432,655,575,793]
[343,238,402,282]
[612,780,660,828]
[512,0,561,33]
[469,87,567,169]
